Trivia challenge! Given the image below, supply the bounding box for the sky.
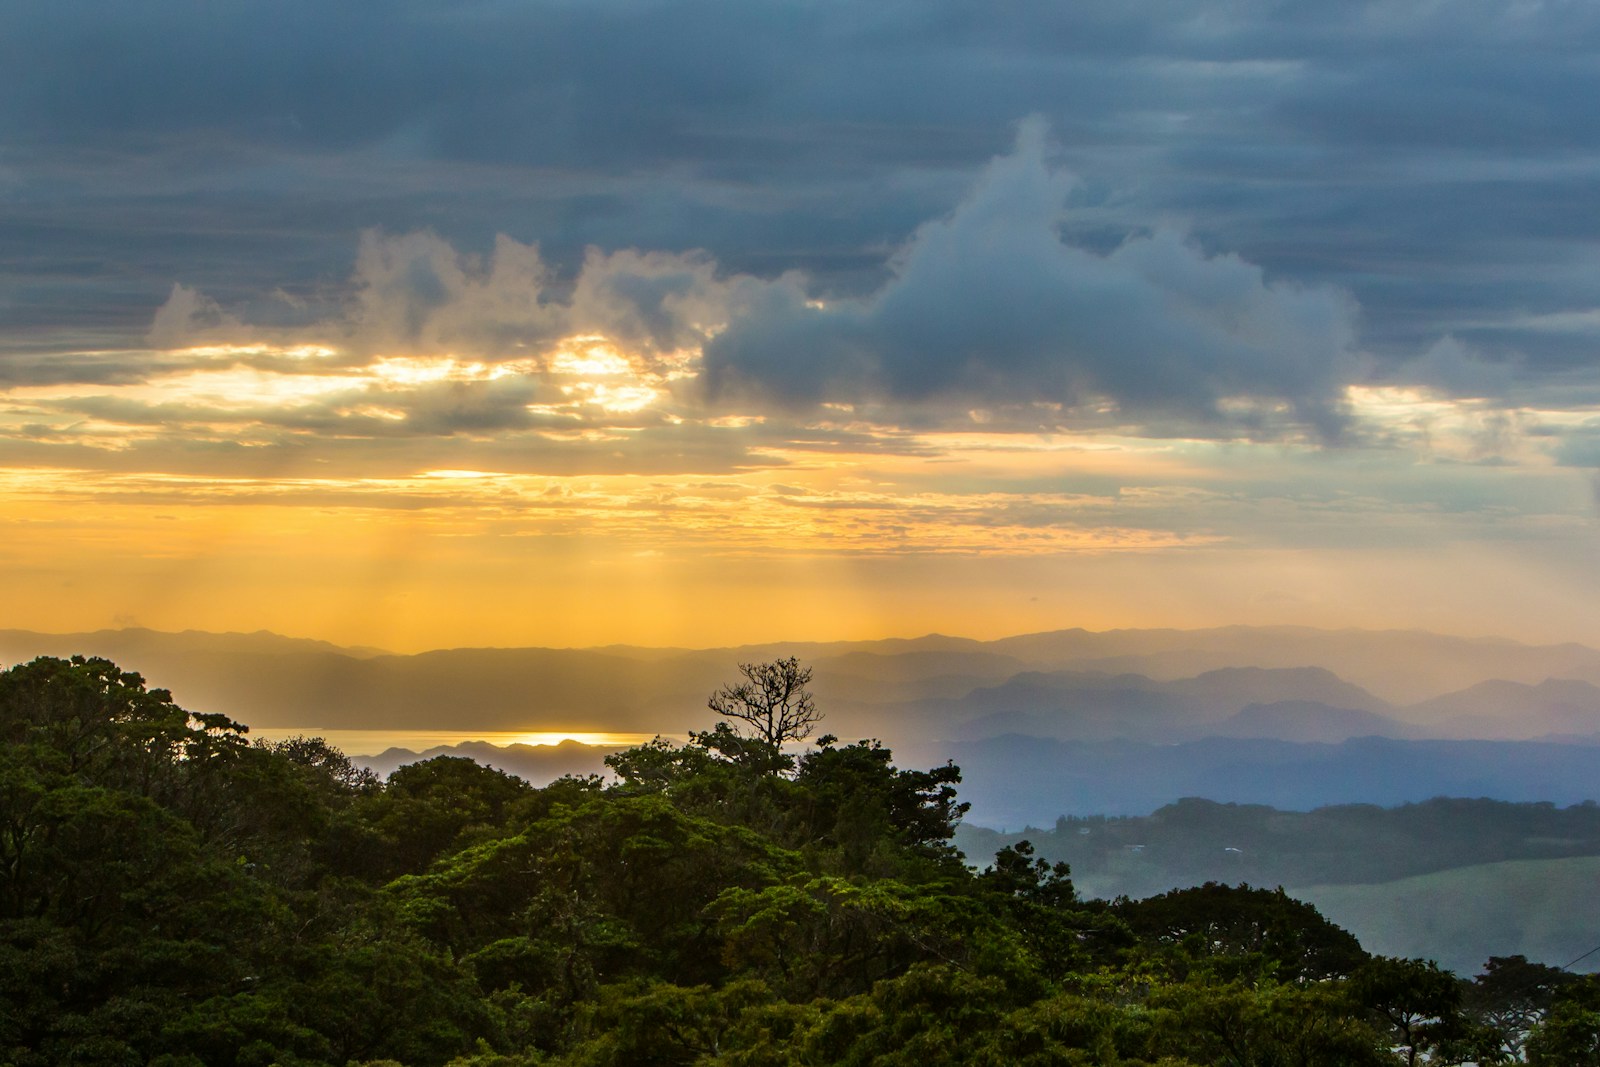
[5,0,1600,652]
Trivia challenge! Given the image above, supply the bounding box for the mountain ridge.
[7,624,1600,746]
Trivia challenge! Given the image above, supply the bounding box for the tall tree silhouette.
[705,658,822,773]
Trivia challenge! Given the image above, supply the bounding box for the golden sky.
[4,335,1596,651]
[6,139,1600,652]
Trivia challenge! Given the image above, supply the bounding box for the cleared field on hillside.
[1293,855,1600,975]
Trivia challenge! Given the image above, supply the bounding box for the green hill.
[955,796,1600,899]
[1294,856,1600,976]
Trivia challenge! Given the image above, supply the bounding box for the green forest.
[4,655,1599,1066]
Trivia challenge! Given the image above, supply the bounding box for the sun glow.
[10,366,368,408]
[369,355,530,385]
[1343,384,1557,464]
[546,335,666,413]
[508,731,662,748]
[170,343,339,361]
[548,338,634,378]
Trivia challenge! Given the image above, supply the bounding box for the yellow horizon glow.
[5,335,1600,654]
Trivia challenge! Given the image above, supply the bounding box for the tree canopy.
[1,653,1592,1066]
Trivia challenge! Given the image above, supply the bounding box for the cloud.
[704,121,1360,437]
[0,350,191,388]
[1489,309,1600,336]
[567,247,729,358]
[7,0,1600,400]
[5,123,1382,459]
[147,284,247,347]
[349,232,561,356]
[393,377,545,436]
[1396,336,1515,400]
[345,231,733,370]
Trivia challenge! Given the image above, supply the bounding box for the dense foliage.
[2,655,1596,1065]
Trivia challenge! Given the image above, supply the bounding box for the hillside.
[1296,857,1600,976]
[954,797,1600,897]
[955,799,1600,975]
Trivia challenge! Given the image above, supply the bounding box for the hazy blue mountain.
[940,672,1190,742]
[903,666,1392,742]
[1168,666,1390,714]
[906,735,1600,827]
[1211,701,1420,743]
[807,649,1029,703]
[988,626,1600,704]
[1403,678,1600,739]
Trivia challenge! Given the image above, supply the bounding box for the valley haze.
[8,622,1600,827]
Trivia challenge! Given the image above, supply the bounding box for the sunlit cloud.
[368,355,530,386]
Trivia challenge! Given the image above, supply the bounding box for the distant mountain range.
[8,623,1600,736]
[7,624,1600,824]
[905,734,1600,826]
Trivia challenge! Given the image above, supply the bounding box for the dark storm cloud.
[705,124,1359,435]
[8,1,1594,169]
[5,0,1600,392]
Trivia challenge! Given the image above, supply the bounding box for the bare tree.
[707,657,823,753]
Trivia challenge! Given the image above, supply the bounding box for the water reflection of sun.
[248,728,664,753]
[510,731,662,748]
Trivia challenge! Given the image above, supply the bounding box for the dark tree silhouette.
[707,657,822,754]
